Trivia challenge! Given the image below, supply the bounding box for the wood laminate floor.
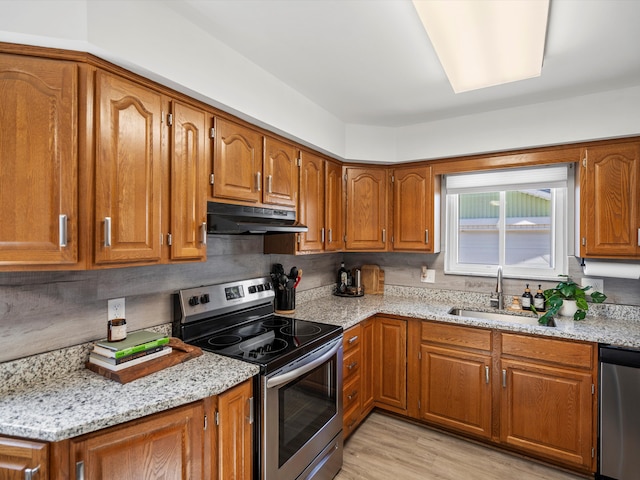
[335,412,588,480]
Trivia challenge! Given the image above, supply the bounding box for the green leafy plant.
[535,276,607,325]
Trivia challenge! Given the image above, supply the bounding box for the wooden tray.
[86,337,203,384]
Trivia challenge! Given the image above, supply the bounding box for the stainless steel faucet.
[490,266,504,309]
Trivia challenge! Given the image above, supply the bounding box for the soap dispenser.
[521,284,533,310]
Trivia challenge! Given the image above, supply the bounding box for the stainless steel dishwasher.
[599,345,640,480]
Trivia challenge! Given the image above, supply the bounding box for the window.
[444,165,571,280]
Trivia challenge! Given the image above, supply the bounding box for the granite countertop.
[2,286,638,443]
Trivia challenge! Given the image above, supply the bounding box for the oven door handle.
[266,340,341,389]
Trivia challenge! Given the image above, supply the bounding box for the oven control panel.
[177,276,275,322]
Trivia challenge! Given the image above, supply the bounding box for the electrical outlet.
[108,298,125,320]
[581,277,604,295]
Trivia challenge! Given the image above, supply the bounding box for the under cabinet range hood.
[207,202,308,234]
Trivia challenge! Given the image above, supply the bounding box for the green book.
[94,330,170,359]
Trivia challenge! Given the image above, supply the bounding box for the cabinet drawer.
[501,333,594,369]
[422,322,492,352]
[343,375,361,413]
[343,345,361,382]
[343,324,362,353]
[343,402,361,437]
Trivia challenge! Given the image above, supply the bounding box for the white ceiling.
[167,0,640,128]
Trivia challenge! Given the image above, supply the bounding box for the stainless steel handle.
[425,229,429,244]
[267,339,340,388]
[24,465,40,480]
[347,361,358,370]
[328,229,333,243]
[637,228,639,247]
[347,390,358,401]
[502,369,507,388]
[267,175,273,193]
[321,228,325,243]
[485,366,490,384]
[247,396,254,424]
[382,229,386,243]
[201,222,207,245]
[76,461,85,480]
[348,335,359,344]
[256,172,261,192]
[104,217,112,247]
[59,214,68,247]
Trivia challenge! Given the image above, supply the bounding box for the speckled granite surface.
[2,285,638,443]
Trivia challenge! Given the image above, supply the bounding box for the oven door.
[262,336,343,480]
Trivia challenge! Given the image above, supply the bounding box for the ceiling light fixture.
[412,0,550,93]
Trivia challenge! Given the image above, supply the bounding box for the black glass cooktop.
[189,316,342,372]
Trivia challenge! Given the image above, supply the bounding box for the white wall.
[1,1,639,163]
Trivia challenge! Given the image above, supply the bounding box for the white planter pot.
[559,299,578,318]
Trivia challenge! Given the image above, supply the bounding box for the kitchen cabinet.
[93,70,164,265]
[70,402,204,480]
[373,316,407,413]
[263,136,298,208]
[342,324,363,439]
[391,165,440,252]
[216,379,253,480]
[0,436,48,479]
[580,141,640,257]
[500,333,596,471]
[360,319,375,415]
[418,322,492,439]
[344,166,389,251]
[0,53,79,268]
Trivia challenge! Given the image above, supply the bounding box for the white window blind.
[446,165,569,194]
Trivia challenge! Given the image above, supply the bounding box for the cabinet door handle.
[247,396,254,425]
[382,229,386,243]
[425,229,429,245]
[348,335,359,344]
[256,172,261,192]
[485,366,490,384]
[59,214,68,247]
[201,222,207,245]
[76,461,85,480]
[328,229,333,243]
[321,228,325,243]
[267,175,273,193]
[637,228,639,247]
[104,217,112,247]
[502,369,507,388]
[24,465,40,480]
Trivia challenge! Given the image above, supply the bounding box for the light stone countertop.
[2,286,638,443]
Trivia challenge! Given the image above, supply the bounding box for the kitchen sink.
[448,308,553,327]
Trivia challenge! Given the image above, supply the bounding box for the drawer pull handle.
[347,390,358,400]
[24,465,40,480]
[348,335,359,344]
[347,361,358,370]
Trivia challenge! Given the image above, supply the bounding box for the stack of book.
[89,330,171,371]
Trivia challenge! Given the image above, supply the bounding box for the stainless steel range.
[174,277,344,480]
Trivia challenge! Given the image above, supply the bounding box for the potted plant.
[536,276,607,326]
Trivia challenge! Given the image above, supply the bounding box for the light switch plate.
[581,277,604,295]
[108,298,125,320]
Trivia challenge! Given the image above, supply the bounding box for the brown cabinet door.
[500,358,594,470]
[392,165,436,252]
[218,380,253,480]
[419,344,492,439]
[325,161,343,251]
[345,167,388,251]
[169,101,208,261]
[0,54,78,266]
[71,403,204,480]
[581,142,640,257]
[0,436,48,480]
[299,152,325,252]
[213,117,262,203]
[263,137,298,208]
[94,71,163,265]
[373,317,407,411]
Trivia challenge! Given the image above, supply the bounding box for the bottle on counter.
[534,284,546,311]
[107,318,127,342]
[521,284,533,310]
[337,261,348,293]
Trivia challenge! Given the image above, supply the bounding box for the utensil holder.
[275,287,295,314]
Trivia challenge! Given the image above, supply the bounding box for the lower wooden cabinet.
[0,436,48,479]
[373,316,407,413]
[216,380,253,480]
[342,323,363,439]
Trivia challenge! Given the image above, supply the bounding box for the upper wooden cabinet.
[94,70,164,265]
[0,53,79,267]
[0,436,48,479]
[345,167,389,251]
[168,100,209,262]
[325,161,344,251]
[391,165,440,253]
[263,137,298,208]
[580,141,640,257]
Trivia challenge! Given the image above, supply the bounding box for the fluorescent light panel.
[412,0,550,93]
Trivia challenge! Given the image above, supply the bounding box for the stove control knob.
[257,284,264,292]
[248,286,257,294]
[264,282,271,290]
[200,293,210,304]
[188,296,200,306]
